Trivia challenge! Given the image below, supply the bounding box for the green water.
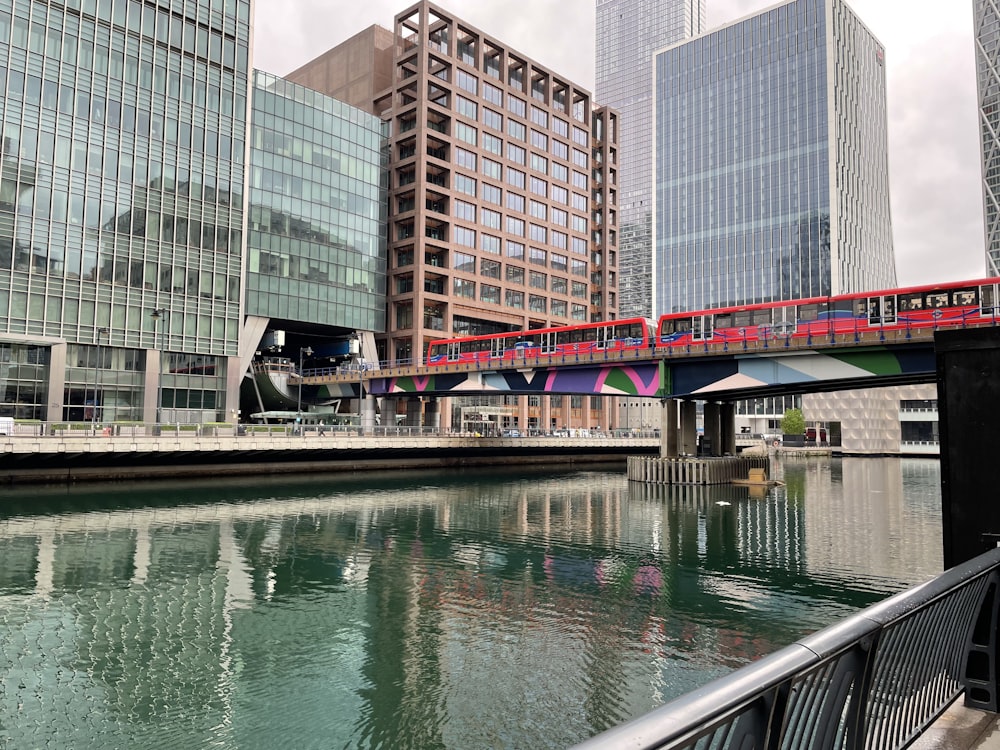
[0,457,943,749]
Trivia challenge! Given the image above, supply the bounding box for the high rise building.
[0,0,252,422]
[0,2,388,425]
[975,0,1000,275]
[246,72,387,348]
[653,0,896,315]
[596,0,705,318]
[287,0,620,431]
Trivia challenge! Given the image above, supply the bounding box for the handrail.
[571,546,1000,749]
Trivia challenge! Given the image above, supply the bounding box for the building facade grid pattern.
[652,0,895,316]
[976,0,1000,275]
[0,0,251,420]
[247,71,387,334]
[596,0,705,318]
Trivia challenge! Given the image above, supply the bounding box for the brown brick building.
[287,1,620,432]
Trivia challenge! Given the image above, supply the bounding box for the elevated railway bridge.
[295,323,965,456]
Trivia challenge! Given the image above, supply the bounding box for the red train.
[425,277,1000,365]
[656,277,1000,346]
[426,318,655,365]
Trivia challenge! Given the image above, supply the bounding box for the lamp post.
[297,346,313,426]
[358,359,365,436]
[91,327,109,432]
[150,308,167,426]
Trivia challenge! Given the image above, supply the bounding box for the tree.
[781,408,806,436]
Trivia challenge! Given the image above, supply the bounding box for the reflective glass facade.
[0,0,250,421]
[248,72,387,333]
[653,0,896,314]
[976,0,1000,275]
[596,0,704,317]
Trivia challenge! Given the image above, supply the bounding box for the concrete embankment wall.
[1,435,661,485]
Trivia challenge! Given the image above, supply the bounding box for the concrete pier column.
[405,397,422,428]
[361,394,377,434]
[680,400,698,456]
[704,402,721,457]
[660,399,678,458]
[541,396,552,433]
[424,398,441,433]
[721,403,737,455]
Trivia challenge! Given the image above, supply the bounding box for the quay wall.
[0,434,661,485]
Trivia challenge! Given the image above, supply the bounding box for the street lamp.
[150,308,167,426]
[297,346,313,424]
[91,327,109,432]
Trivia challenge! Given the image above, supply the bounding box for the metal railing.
[571,546,1000,750]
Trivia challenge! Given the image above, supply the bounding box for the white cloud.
[252,0,985,287]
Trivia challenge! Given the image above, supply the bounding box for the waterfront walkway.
[916,701,1000,749]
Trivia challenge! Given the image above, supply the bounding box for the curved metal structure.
[571,547,1000,750]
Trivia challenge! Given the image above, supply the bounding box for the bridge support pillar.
[937,327,1000,568]
[680,400,698,456]
[361,394,377,435]
[405,397,422,428]
[704,402,721,457]
[721,402,737,455]
[660,399,678,458]
[424,398,440,433]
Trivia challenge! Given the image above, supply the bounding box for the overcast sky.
[252,0,984,288]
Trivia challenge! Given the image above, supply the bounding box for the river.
[0,456,944,749]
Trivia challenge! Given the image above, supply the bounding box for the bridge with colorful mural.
[302,325,943,403]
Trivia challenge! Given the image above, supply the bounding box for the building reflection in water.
[0,461,943,749]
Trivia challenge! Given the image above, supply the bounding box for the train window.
[952,289,978,306]
[867,298,881,320]
[854,299,867,317]
[715,314,732,328]
[582,327,597,342]
[751,310,772,325]
[925,292,949,308]
[982,285,997,312]
[798,304,819,321]
[733,311,751,328]
[674,318,692,333]
[883,296,896,322]
[898,294,923,311]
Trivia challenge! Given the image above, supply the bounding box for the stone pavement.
[913,701,1000,750]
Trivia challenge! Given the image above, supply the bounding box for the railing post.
[963,569,1000,711]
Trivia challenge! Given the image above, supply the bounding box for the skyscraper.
[0,0,252,422]
[596,0,705,318]
[287,1,621,431]
[653,0,896,315]
[975,0,1000,275]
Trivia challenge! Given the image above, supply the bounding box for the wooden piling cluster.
[627,455,771,485]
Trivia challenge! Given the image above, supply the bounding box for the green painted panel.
[829,348,903,375]
[602,368,640,395]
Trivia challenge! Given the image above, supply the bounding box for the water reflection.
[0,460,943,749]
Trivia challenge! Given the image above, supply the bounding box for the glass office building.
[0,0,251,422]
[653,0,896,315]
[596,0,704,318]
[247,72,387,335]
[976,0,1000,275]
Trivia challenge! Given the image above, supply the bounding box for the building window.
[481,234,501,254]
[481,284,501,304]
[507,241,525,260]
[481,258,501,279]
[530,270,547,289]
[454,278,476,298]
[454,251,476,273]
[529,247,547,266]
[552,276,568,294]
[506,289,524,308]
[506,265,525,284]
[529,295,547,313]
[552,299,567,317]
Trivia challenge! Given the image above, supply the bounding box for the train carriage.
[655,278,1000,349]
[427,318,656,365]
